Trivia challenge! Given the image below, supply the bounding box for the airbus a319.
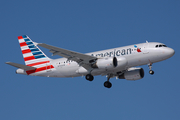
[6,35,175,88]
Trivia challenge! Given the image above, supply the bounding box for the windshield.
[155,44,167,48]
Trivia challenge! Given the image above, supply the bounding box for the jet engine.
[118,68,144,80]
[92,57,128,70]
[92,57,117,70]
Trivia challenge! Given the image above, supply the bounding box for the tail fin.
[18,35,51,66]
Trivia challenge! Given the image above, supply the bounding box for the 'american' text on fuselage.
[91,48,132,57]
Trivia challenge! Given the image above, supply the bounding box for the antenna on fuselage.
[146,40,149,43]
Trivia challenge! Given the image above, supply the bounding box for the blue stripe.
[29,45,36,48]
[35,55,46,59]
[22,35,27,38]
[32,52,42,55]
[24,39,31,42]
[26,42,33,45]
[30,48,39,52]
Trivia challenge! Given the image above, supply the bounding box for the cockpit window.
[162,45,167,47]
[155,44,167,48]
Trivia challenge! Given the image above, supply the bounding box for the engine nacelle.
[118,68,144,80]
[92,57,128,71]
[116,57,128,70]
[92,57,117,70]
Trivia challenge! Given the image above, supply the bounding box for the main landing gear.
[104,74,112,88]
[104,81,112,88]
[148,63,154,75]
[85,74,112,88]
[85,74,94,81]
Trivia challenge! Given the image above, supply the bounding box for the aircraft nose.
[167,48,175,57]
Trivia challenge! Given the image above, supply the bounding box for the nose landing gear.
[149,70,154,75]
[148,64,154,75]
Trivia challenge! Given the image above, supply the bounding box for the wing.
[38,43,97,70]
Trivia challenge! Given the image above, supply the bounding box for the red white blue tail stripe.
[18,35,54,75]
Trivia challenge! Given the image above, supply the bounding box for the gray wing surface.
[38,43,97,70]
[6,62,36,70]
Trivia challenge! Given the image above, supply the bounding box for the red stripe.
[24,56,35,61]
[26,65,54,75]
[20,42,27,47]
[46,65,53,69]
[18,36,23,39]
[27,61,50,66]
[22,49,31,54]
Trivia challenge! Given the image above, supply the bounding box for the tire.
[85,74,94,81]
[104,81,112,88]
[149,70,154,75]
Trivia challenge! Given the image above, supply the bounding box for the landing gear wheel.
[149,70,154,75]
[85,74,94,81]
[104,81,112,88]
[148,63,154,75]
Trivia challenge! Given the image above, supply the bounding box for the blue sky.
[1,0,180,120]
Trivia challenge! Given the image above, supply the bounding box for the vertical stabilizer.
[18,35,51,67]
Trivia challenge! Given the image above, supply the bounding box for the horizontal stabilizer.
[6,62,36,70]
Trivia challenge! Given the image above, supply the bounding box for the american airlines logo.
[134,45,142,52]
[91,45,142,57]
[91,48,132,57]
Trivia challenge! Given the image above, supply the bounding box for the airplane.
[6,35,175,88]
